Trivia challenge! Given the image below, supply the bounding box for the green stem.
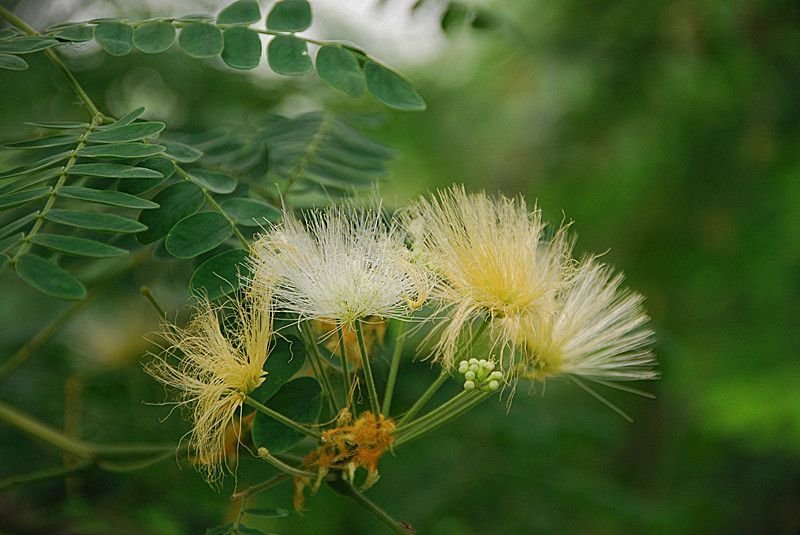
[328,477,414,535]
[244,396,321,440]
[139,286,167,320]
[0,5,101,117]
[394,391,493,448]
[337,323,353,413]
[396,369,450,427]
[0,400,90,457]
[231,473,291,501]
[256,447,316,478]
[355,321,381,416]
[396,389,472,434]
[381,321,406,416]
[0,461,93,492]
[300,322,339,414]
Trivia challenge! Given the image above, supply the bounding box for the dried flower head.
[250,206,430,327]
[520,259,657,383]
[402,185,574,370]
[145,295,272,484]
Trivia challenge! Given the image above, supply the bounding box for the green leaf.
[249,336,306,407]
[0,211,38,239]
[267,35,311,76]
[177,14,214,23]
[165,211,232,258]
[94,22,134,56]
[15,254,86,300]
[0,152,69,179]
[220,197,281,226]
[24,121,88,129]
[0,28,18,40]
[69,163,163,179]
[107,107,146,127]
[205,524,234,535]
[221,27,261,70]
[0,37,59,54]
[161,141,203,162]
[117,156,173,195]
[251,377,322,454]
[471,9,502,30]
[315,45,365,97]
[243,508,290,518]
[364,60,426,111]
[133,21,175,54]
[0,53,28,71]
[266,0,312,32]
[189,248,249,299]
[137,182,204,244]
[30,234,128,258]
[77,143,165,159]
[217,0,261,25]
[237,526,274,535]
[0,233,23,254]
[88,122,165,143]
[0,187,51,209]
[178,23,223,58]
[45,209,147,233]
[4,134,81,149]
[189,169,237,194]
[54,25,94,42]
[57,186,159,209]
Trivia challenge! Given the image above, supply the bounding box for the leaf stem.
[355,320,381,416]
[256,447,316,478]
[396,369,449,427]
[394,391,493,448]
[381,320,406,416]
[244,396,321,440]
[231,473,291,501]
[337,322,354,413]
[328,477,415,535]
[0,461,93,492]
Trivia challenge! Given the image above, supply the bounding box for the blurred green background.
[2,0,799,533]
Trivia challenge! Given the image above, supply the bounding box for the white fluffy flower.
[250,207,429,326]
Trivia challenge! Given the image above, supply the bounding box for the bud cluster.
[457,358,503,392]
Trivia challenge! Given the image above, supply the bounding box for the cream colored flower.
[401,185,574,370]
[250,206,429,327]
[521,258,657,383]
[145,295,272,484]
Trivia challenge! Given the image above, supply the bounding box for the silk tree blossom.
[401,185,575,371]
[520,259,658,383]
[250,207,430,327]
[145,296,272,485]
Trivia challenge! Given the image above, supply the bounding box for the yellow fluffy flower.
[145,296,272,484]
[521,258,657,383]
[402,185,574,370]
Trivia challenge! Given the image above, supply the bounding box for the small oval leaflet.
[15,253,86,300]
[0,53,28,71]
[222,27,262,70]
[45,209,147,233]
[77,143,165,159]
[165,211,232,258]
[189,248,249,300]
[179,23,224,58]
[57,186,159,210]
[189,169,238,194]
[315,45,366,97]
[94,21,134,56]
[68,163,163,179]
[217,0,261,25]
[0,37,59,54]
[364,60,426,111]
[88,122,166,143]
[267,35,311,76]
[133,21,176,54]
[266,0,312,32]
[137,181,204,244]
[30,234,128,258]
[161,141,203,162]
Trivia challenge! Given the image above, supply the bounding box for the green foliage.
[266,0,312,32]
[189,248,250,299]
[132,21,176,55]
[267,35,311,75]
[93,21,134,56]
[164,211,232,258]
